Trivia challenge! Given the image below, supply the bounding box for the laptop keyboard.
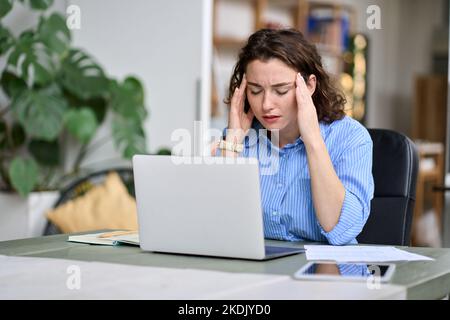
[265,245,303,255]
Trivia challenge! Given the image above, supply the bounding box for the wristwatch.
[219,139,244,153]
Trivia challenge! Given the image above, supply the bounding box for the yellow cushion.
[46,172,138,233]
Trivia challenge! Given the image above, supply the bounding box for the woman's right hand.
[227,74,254,144]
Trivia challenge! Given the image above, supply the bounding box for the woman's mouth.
[262,115,281,124]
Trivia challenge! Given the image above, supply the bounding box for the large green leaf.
[156,148,171,155]
[19,0,54,10]
[110,77,147,122]
[7,31,54,86]
[28,139,59,166]
[0,24,14,55]
[109,77,147,158]
[60,49,109,100]
[0,71,27,98]
[38,13,70,55]
[11,85,67,140]
[9,122,26,148]
[112,115,147,159]
[83,97,107,124]
[8,157,39,197]
[62,89,107,124]
[0,0,13,18]
[64,108,98,144]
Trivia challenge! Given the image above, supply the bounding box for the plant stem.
[84,135,113,155]
[80,157,130,169]
[73,143,88,174]
[40,166,57,190]
[0,106,11,118]
[0,159,12,191]
[72,135,113,174]
[57,169,84,189]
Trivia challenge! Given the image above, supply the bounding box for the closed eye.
[276,90,289,95]
[250,90,262,95]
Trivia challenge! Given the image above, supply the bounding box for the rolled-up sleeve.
[318,136,374,245]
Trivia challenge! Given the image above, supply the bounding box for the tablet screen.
[297,263,394,279]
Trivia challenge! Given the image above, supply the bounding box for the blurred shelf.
[213,36,247,47]
[421,169,444,180]
[315,43,345,57]
[308,1,354,13]
[412,141,445,246]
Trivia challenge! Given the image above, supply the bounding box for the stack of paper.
[304,245,434,262]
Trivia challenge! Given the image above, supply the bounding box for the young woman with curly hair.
[214,28,374,245]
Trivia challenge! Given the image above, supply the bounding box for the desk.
[1,233,450,299]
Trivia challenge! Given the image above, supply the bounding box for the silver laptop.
[132,155,304,260]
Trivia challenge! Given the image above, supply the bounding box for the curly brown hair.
[224,28,346,123]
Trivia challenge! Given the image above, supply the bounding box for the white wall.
[394,0,446,135]
[347,0,403,131]
[70,0,212,161]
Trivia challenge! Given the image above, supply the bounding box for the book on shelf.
[307,7,350,54]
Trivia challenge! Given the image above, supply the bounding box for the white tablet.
[293,262,396,283]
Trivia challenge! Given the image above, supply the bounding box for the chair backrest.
[43,168,134,235]
[357,129,419,246]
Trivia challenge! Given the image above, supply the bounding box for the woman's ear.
[306,74,317,95]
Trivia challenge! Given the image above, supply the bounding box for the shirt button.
[277,183,284,188]
[272,211,278,216]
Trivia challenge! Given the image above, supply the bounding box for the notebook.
[67,231,140,246]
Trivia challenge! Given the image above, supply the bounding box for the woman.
[213,28,374,245]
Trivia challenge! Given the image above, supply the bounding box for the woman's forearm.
[304,137,345,232]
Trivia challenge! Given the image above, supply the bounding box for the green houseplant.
[0,0,148,196]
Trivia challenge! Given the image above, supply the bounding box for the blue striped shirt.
[221,116,374,245]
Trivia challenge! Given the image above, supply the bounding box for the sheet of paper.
[304,245,434,262]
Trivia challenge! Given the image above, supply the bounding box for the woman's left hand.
[296,73,322,145]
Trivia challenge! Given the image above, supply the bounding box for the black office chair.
[357,129,419,246]
[43,167,135,235]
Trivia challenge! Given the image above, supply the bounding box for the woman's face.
[245,58,300,136]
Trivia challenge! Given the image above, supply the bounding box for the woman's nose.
[262,92,275,112]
